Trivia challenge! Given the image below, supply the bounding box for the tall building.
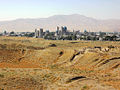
[39,28,43,38]
[57,26,59,31]
[56,26,60,36]
[61,26,67,35]
[35,29,38,38]
[35,28,43,38]
[84,29,88,35]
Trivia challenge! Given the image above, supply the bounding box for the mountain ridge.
[0,14,120,32]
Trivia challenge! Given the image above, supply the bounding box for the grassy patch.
[0,74,4,78]
[82,85,89,90]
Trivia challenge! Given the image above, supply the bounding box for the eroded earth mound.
[0,37,120,90]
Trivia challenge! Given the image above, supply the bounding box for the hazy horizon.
[0,0,120,21]
[1,14,120,22]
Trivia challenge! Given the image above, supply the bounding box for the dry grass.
[0,36,120,90]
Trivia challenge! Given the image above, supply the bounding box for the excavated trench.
[98,57,120,67]
[70,50,81,62]
[66,76,86,83]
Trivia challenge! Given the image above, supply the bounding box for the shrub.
[0,74,4,78]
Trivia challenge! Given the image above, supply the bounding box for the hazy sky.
[0,0,120,21]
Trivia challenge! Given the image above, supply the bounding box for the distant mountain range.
[0,14,120,32]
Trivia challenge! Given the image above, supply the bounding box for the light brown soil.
[0,36,120,90]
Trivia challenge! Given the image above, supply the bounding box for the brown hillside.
[0,36,120,90]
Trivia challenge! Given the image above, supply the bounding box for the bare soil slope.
[0,36,120,90]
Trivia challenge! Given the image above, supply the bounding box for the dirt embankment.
[0,37,120,90]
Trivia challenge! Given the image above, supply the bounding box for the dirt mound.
[0,43,41,68]
[0,49,24,63]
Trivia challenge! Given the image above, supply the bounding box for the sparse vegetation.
[0,36,119,90]
[0,74,4,78]
[82,85,89,90]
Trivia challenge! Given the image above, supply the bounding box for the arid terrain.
[0,36,120,90]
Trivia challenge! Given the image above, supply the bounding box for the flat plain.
[0,36,120,90]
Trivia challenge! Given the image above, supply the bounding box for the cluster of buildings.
[1,26,120,41]
[34,26,69,40]
[34,26,120,41]
[35,28,43,38]
[0,31,34,37]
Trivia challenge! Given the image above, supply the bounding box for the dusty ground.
[0,36,120,90]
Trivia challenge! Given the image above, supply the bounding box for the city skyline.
[0,0,120,21]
